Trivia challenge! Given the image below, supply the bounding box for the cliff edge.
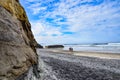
[0,0,38,80]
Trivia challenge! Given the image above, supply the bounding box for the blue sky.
[20,0,120,45]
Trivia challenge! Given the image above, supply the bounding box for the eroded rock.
[0,0,38,79]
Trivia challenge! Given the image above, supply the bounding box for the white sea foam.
[64,43,120,53]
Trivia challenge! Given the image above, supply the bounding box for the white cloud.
[22,0,120,44]
[27,3,47,15]
[31,22,44,36]
[31,21,63,44]
[35,0,120,32]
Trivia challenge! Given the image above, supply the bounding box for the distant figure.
[69,47,73,52]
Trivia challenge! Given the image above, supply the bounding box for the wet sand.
[43,49,120,59]
[38,49,120,80]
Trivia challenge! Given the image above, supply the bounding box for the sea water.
[63,43,120,53]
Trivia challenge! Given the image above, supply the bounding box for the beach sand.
[38,49,120,80]
[43,49,120,59]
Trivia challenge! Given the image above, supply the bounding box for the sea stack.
[0,0,39,80]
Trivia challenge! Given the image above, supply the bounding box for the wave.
[64,43,120,53]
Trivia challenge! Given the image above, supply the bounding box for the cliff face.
[0,0,37,51]
[0,0,38,80]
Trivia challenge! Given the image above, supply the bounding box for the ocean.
[63,43,120,53]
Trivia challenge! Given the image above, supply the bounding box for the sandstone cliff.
[0,0,38,80]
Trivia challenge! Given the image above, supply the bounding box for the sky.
[20,0,120,45]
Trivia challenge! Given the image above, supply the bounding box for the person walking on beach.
[69,47,73,52]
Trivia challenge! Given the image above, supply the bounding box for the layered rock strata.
[0,0,39,80]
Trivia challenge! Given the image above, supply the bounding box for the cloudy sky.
[20,0,120,45]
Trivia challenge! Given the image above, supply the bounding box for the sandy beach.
[42,49,120,59]
[38,49,120,80]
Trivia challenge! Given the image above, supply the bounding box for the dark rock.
[45,45,64,48]
[35,43,43,48]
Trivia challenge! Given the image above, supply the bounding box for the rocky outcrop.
[0,0,37,52]
[35,43,43,48]
[0,0,39,80]
[45,45,64,48]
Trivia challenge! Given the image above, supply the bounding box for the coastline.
[39,49,120,59]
